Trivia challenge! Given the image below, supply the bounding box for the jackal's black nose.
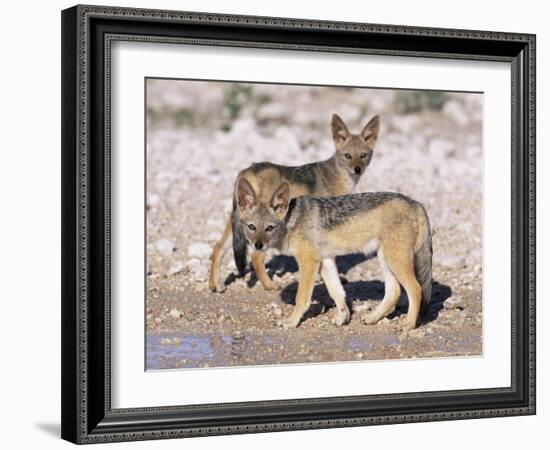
[255,242,263,250]
[354,166,362,175]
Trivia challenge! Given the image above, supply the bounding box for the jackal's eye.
[344,153,352,160]
[360,153,368,159]
[247,224,256,231]
[265,225,275,232]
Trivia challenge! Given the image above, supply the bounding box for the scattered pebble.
[169,308,182,319]
[206,232,221,241]
[160,337,181,346]
[443,100,470,127]
[186,258,208,281]
[147,193,161,208]
[188,242,213,259]
[155,238,175,255]
[437,255,467,268]
[168,261,185,275]
[408,328,426,338]
[444,296,464,310]
[428,138,455,159]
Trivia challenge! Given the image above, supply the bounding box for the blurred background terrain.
[145,79,483,369]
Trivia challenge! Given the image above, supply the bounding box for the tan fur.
[282,240,320,329]
[250,251,278,290]
[278,197,429,330]
[207,219,232,292]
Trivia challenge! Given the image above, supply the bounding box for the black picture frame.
[61,4,536,444]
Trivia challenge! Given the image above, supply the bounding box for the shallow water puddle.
[146,331,398,370]
[147,333,252,369]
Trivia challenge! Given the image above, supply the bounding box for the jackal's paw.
[262,279,281,291]
[208,277,226,293]
[277,316,300,330]
[361,313,380,325]
[331,308,351,327]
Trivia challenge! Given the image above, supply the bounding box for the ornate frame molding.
[61,5,536,444]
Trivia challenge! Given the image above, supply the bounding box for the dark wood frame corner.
[61,4,536,444]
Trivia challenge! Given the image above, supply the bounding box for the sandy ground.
[145,80,483,370]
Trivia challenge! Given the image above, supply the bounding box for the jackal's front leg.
[251,251,280,291]
[279,253,319,329]
[320,258,350,326]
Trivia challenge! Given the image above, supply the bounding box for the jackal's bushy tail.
[231,199,248,276]
[414,208,433,317]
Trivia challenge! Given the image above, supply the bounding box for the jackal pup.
[208,114,380,293]
[236,180,432,330]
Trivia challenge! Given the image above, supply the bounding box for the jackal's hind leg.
[362,250,401,325]
[208,218,232,293]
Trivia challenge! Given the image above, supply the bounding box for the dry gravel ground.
[145,80,483,370]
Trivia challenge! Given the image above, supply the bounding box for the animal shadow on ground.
[281,254,452,324]
[228,251,452,325]
[280,276,452,325]
[245,253,369,288]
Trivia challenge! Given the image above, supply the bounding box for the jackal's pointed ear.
[361,115,380,148]
[331,113,350,149]
[236,178,257,211]
[271,181,290,213]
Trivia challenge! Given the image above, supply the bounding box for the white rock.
[256,102,290,121]
[437,255,467,268]
[187,242,212,259]
[228,118,256,138]
[187,258,208,281]
[444,296,464,310]
[147,193,161,208]
[206,217,224,228]
[160,338,171,345]
[169,308,182,319]
[155,238,175,255]
[428,138,455,159]
[390,115,418,135]
[274,126,300,154]
[207,232,221,241]
[443,100,470,127]
[168,261,185,275]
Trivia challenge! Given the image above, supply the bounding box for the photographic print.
[145,78,483,370]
